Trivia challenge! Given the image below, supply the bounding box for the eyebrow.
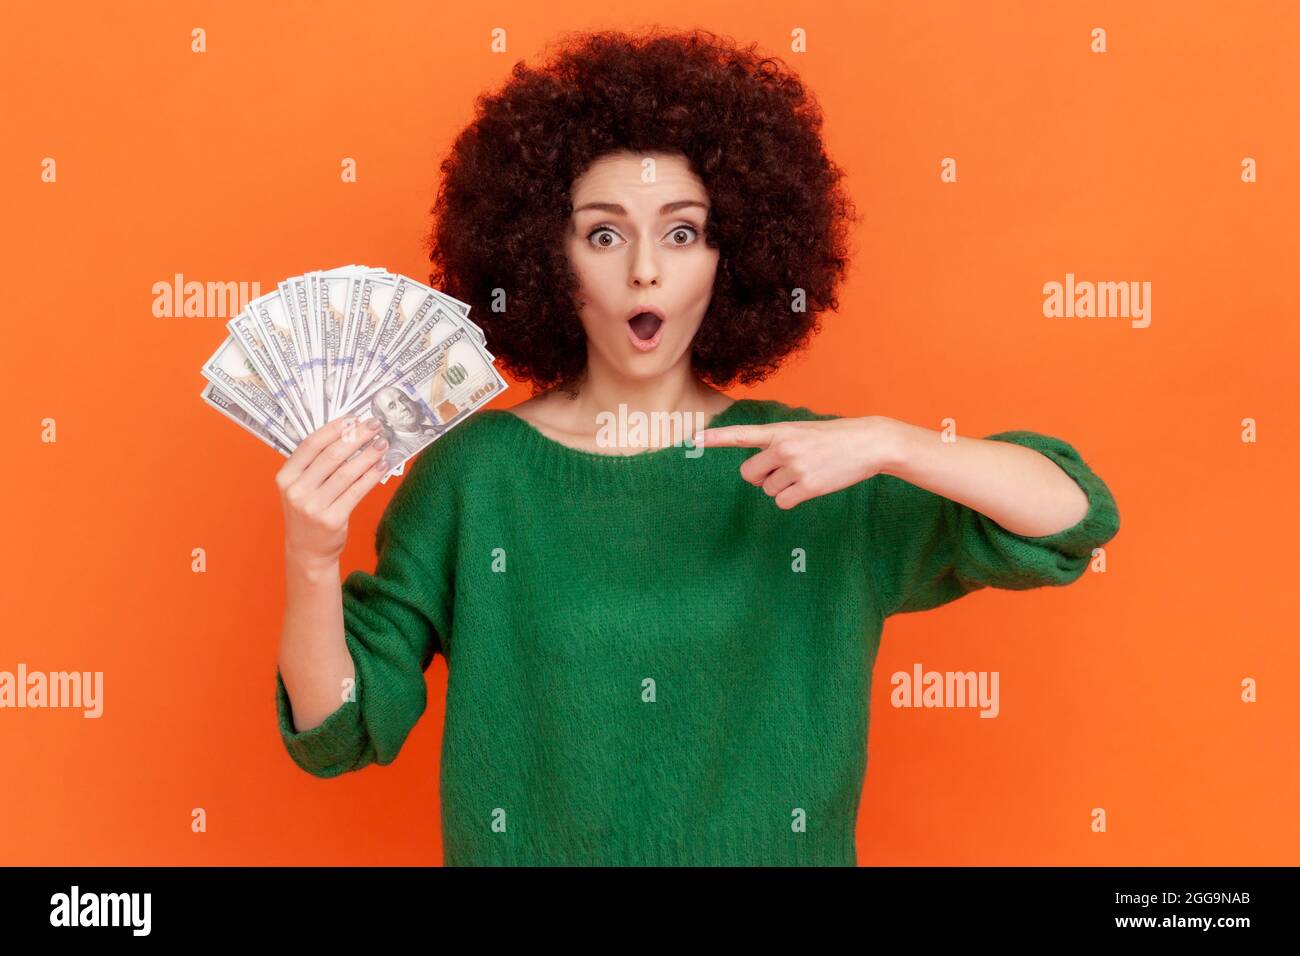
[572,200,708,216]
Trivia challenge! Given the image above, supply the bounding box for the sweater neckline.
[485,397,758,488]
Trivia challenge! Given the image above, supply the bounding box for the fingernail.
[373,438,388,450]
[367,418,381,430]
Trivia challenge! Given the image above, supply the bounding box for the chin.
[616,346,677,376]
[620,364,668,380]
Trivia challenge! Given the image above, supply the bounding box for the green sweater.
[275,398,1120,865]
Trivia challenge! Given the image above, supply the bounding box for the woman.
[274,28,1121,866]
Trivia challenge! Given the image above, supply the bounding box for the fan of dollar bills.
[200,264,508,483]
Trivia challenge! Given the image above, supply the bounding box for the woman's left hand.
[694,416,900,509]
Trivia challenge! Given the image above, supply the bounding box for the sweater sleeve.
[275,448,453,778]
[864,430,1121,618]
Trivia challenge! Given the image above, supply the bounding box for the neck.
[554,354,724,434]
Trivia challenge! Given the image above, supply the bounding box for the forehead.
[569,151,707,205]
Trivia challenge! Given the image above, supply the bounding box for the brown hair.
[426,27,859,397]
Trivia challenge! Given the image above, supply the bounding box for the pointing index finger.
[694,423,775,448]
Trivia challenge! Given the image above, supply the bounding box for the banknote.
[354,290,482,401]
[342,325,507,483]
[243,289,314,436]
[200,334,302,447]
[201,265,505,481]
[352,275,429,399]
[337,273,396,412]
[200,380,292,457]
[226,308,308,439]
[287,276,322,427]
[316,265,385,423]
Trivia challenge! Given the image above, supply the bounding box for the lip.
[625,304,666,323]
[625,304,666,352]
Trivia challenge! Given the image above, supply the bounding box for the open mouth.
[626,311,665,351]
[628,312,663,341]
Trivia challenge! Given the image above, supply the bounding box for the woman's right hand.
[276,415,391,569]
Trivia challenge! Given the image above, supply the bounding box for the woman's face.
[564,150,719,381]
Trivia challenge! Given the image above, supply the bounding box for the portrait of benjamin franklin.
[369,386,445,471]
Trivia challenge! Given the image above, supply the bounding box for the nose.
[629,239,660,288]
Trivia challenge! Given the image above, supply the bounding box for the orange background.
[3,0,1297,865]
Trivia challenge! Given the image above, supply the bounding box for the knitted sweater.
[275,398,1121,866]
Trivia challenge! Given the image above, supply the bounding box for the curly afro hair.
[425,27,859,398]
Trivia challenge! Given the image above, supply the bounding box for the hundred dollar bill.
[308,268,376,424]
[318,270,357,424]
[227,306,308,438]
[246,288,314,437]
[201,381,292,457]
[361,299,487,399]
[277,279,314,413]
[350,275,424,399]
[337,273,397,411]
[328,273,367,416]
[335,272,485,412]
[343,326,508,483]
[305,271,321,422]
[404,277,484,345]
[350,279,483,401]
[288,275,322,428]
[200,334,303,447]
[201,267,489,481]
[317,265,387,423]
[201,373,402,472]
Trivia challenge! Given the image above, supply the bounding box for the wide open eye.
[665,224,699,245]
[587,226,623,248]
